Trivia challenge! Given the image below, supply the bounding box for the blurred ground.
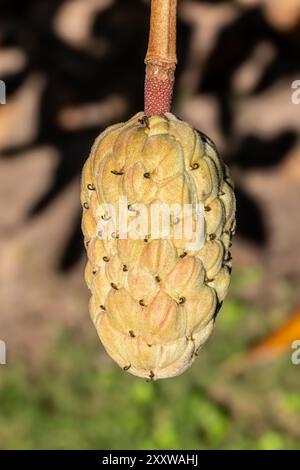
[0,0,300,450]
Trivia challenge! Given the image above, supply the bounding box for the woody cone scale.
[81,0,236,380]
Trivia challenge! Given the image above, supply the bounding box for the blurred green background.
[1,0,300,450]
[1,268,300,449]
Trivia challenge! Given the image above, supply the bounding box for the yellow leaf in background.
[249,309,300,359]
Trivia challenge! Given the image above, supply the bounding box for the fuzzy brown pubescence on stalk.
[144,0,177,115]
[144,65,175,116]
[81,0,236,380]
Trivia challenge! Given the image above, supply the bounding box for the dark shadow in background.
[1,0,299,269]
[200,5,300,245]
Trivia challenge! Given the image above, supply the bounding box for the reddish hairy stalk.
[144,0,177,116]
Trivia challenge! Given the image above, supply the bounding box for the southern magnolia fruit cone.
[81,112,236,380]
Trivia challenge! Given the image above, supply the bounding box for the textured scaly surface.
[81,112,235,380]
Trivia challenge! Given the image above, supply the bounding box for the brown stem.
[144,0,177,116]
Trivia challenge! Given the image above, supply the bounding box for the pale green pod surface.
[81,113,236,380]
